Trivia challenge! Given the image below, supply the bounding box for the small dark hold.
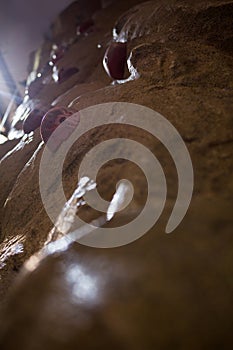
[40,106,80,152]
[103,41,127,80]
[58,67,79,83]
[40,106,75,144]
[77,18,95,35]
[59,117,66,123]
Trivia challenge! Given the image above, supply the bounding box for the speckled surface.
[0,1,232,349]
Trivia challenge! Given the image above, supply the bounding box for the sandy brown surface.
[0,1,232,349]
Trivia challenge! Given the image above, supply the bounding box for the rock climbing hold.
[59,67,79,83]
[40,107,80,151]
[77,18,94,35]
[103,41,127,80]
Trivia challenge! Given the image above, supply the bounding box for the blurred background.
[0,0,74,125]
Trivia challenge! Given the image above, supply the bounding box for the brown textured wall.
[0,1,232,349]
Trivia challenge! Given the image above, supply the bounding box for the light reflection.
[23,175,133,275]
[112,28,127,43]
[66,264,99,304]
[107,179,133,221]
[23,254,40,272]
[7,128,24,140]
[113,50,140,85]
[0,134,7,144]
[0,235,24,269]
[52,66,59,82]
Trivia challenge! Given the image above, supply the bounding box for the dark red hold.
[103,42,127,80]
[77,19,94,35]
[40,107,80,152]
[58,67,79,83]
